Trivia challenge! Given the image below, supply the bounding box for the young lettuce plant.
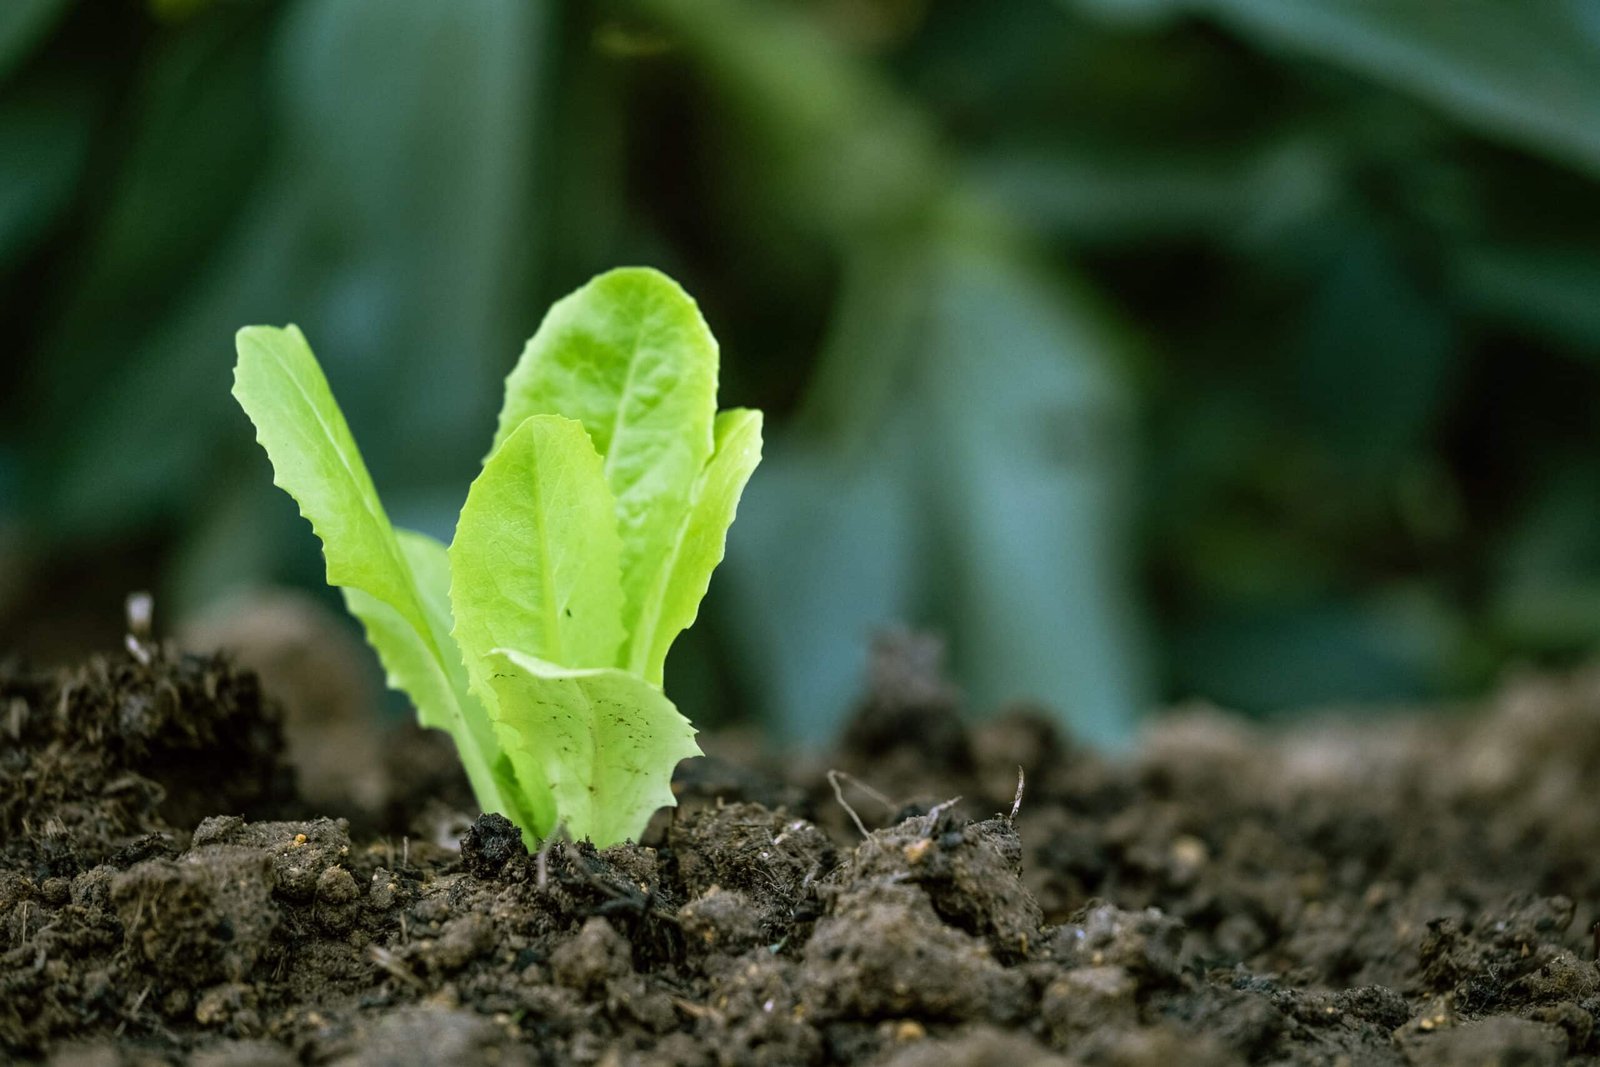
[232,268,762,846]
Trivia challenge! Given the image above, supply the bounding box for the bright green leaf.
[232,325,512,818]
[234,326,426,633]
[450,413,626,678]
[486,648,701,847]
[492,268,719,672]
[448,413,628,837]
[633,408,764,683]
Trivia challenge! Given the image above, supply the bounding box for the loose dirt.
[4,633,1600,1065]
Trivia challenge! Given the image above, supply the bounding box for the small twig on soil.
[1009,766,1026,823]
[922,795,964,837]
[559,843,629,902]
[827,770,872,839]
[558,842,678,928]
[54,682,72,728]
[671,997,723,1024]
[369,945,425,990]
[561,843,631,905]
[830,770,896,810]
[116,983,153,1038]
[16,901,27,948]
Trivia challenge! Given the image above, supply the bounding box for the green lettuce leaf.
[451,413,626,675]
[633,408,764,683]
[448,412,629,837]
[485,648,700,848]
[491,267,719,675]
[232,325,512,817]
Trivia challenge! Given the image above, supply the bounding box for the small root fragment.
[827,770,871,839]
[369,945,424,990]
[922,795,964,837]
[535,822,567,890]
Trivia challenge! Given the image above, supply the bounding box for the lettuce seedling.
[232,268,762,846]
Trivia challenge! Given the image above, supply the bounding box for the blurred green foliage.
[3,0,1599,744]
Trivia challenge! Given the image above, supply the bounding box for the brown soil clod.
[7,645,1600,1064]
[460,812,529,880]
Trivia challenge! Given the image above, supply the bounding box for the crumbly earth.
[4,635,1600,1065]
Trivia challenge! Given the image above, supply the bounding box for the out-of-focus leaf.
[149,0,214,23]
[33,0,551,553]
[0,0,71,82]
[27,4,285,534]
[721,424,926,743]
[1293,228,1456,472]
[32,5,276,392]
[725,235,1148,746]
[644,0,1149,743]
[1493,465,1600,648]
[720,243,931,743]
[922,242,1147,747]
[251,0,550,490]
[1170,593,1457,713]
[632,0,944,239]
[1097,0,1600,176]
[1457,244,1600,353]
[971,137,1339,245]
[0,75,95,271]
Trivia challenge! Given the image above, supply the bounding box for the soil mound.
[4,638,1600,1065]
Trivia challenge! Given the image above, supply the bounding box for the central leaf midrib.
[526,438,566,665]
[601,304,651,491]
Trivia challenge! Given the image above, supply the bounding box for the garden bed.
[4,635,1600,1065]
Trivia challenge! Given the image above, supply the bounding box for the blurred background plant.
[3,0,1598,748]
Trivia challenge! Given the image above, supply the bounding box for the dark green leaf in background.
[1082,0,1600,176]
[0,0,73,83]
[6,0,1600,736]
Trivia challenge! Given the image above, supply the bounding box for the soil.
[5,632,1600,1066]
